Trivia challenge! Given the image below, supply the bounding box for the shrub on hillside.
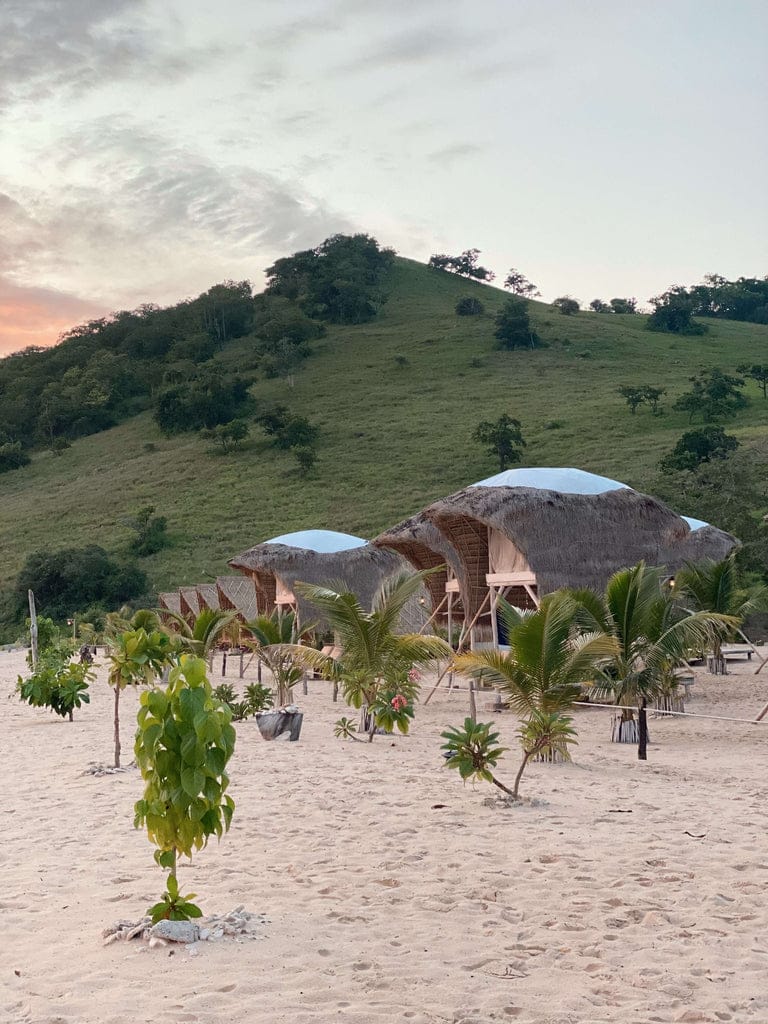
[14,546,147,621]
[0,439,30,474]
[494,298,540,350]
[153,372,251,434]
[455,297,485,316]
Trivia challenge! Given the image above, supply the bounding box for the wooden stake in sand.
[28,590,38,670]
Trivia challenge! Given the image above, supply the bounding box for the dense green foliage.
[658,275,768,325]
[660,426,739,473]
[494,296,539,349]
[673,368,748,422]
[553,296,580,316]
[647,292,707,335]
[265,233,394,324]
[13,546,147,621]
[16,649,93,720]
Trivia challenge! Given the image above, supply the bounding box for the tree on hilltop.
[428,248,495,282]
[503,268,539,298]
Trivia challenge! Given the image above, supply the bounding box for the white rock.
[150,920,200,943]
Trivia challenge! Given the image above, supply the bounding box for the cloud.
[0,276,105,354]
[427,142,482,165]
[338,24,486,74]
[0,0,213,111]
[1,122,352,318]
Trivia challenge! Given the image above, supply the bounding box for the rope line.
[574,701,766,726]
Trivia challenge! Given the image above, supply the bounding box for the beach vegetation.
[107,626,175,767]
[289,570,451,740]
[134,655,236,922]
[674,553,768,670]
[244,609,308,707]
[16,652,93,721]
[569,563,736,753]
[161,607,238,662]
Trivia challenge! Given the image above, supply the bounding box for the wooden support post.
[424,593,492,706]
[447,591,453,650]
[302,673,308,696]
[490,587,499,649]
[755,699,768,723]
[460,592,491,654]
[222,651,227,677]
[418,594,448,635]
[239,650,244,678]
[468,679,477,723]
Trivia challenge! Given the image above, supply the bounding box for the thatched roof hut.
[178,586,201,622]
[229,529,419,628]
[372,512,465,624]
[195,583,220,612]
[157,591,182,625]
[374,467,738,644]
[158,592,181,615]
[216,575,259,624]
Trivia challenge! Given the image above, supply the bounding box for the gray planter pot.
[255,710,303,741]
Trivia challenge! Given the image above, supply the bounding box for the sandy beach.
[2,648,767,1024]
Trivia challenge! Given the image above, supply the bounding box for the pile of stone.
[82,762,135,777]
[102,906,267,948]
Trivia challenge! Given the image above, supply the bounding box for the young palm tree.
[161,608,238,661]
[288,571,451,741]
[453,591,617,781]
[674,553,767,673]
[244,609,308,707]
[569,562,737,752]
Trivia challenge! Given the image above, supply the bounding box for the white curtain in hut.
[274,577,296,606]
[487,529,531,573]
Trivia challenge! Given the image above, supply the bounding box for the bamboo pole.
[418,594,448,635]
[423,592,491,706]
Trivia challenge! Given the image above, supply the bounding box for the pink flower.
[407,668,421,683]
[391,694,407,711]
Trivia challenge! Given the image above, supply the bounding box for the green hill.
[1,257,767,601]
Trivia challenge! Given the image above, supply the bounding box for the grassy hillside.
[1,258,767,596]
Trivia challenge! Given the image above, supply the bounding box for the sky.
[0,0,766,353]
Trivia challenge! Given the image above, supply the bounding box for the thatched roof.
[196,583,220,612]
[228,538,419,627]
[179,586,201,620]
[216,576,259,623]
[372,511,465,617]
[158,592,181,615]
[421,483,738,619]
